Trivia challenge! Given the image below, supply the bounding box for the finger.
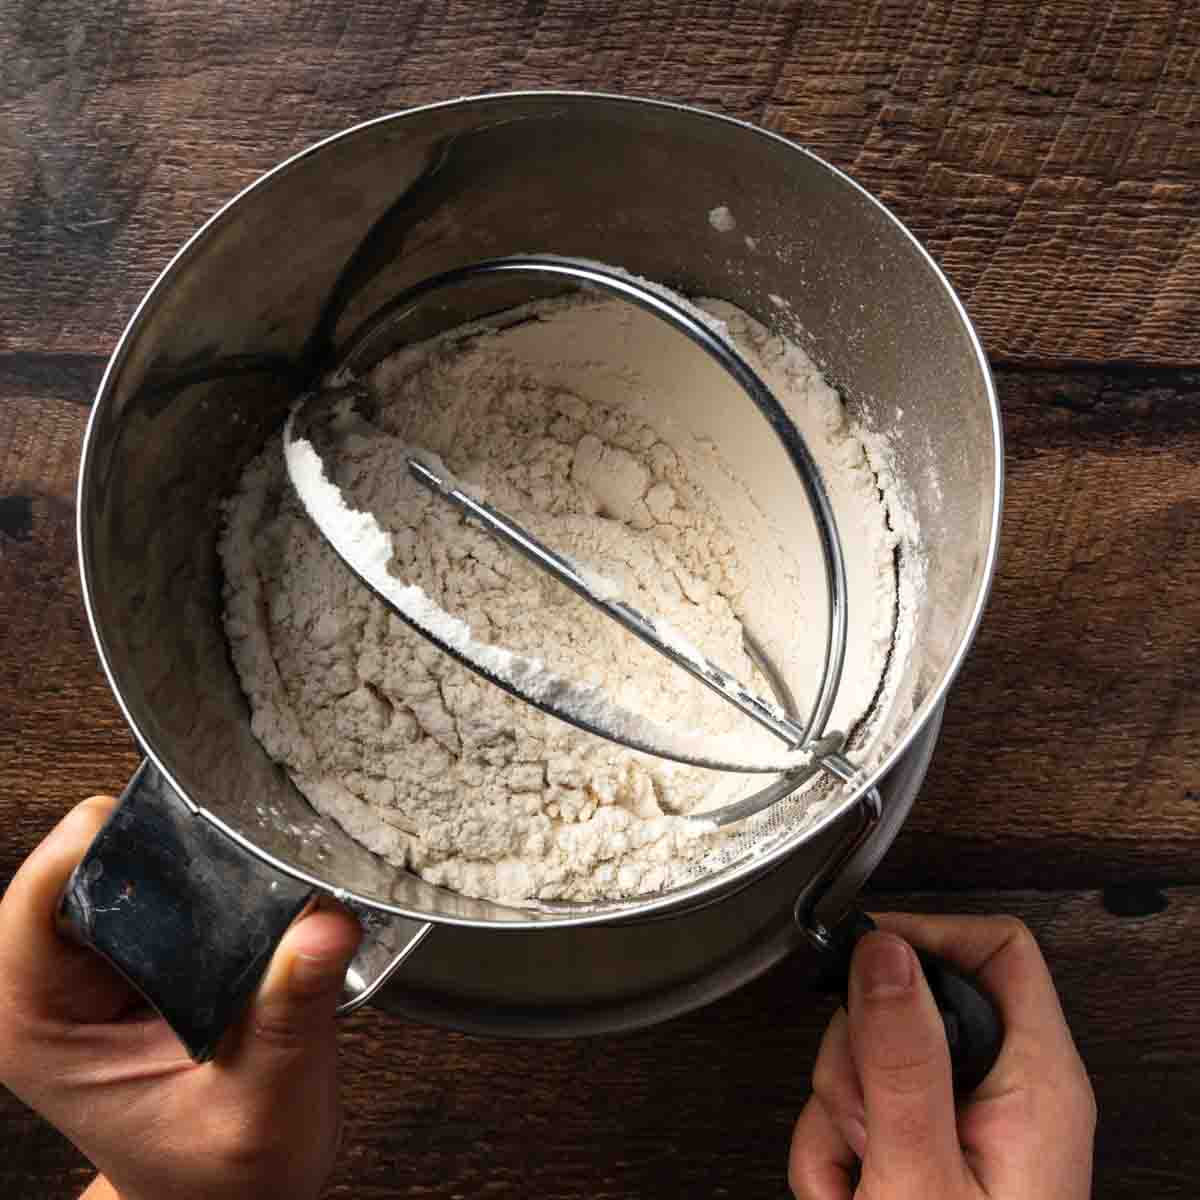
[810,1009,866,1157]
[848,932,967,1195]
[788,1095,856,1200]
[0,797,138,1023]
[875,913,1096,1198]
[220,905,361,1087]
[873,913,1086,1098]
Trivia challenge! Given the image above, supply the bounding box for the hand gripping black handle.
[818,911,1003,1094]
[57,760,315,1062]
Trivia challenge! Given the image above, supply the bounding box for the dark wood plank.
[3,9,1199,1197]
[878,366,1200,890]
[2,365,1196,891]
[0,390,141,818]
[0,886,1196,1199]
[1,1,1197,364]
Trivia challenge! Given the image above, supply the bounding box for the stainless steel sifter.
[65,94,1005,1090]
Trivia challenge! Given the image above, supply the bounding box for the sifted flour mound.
[220,293,899,904]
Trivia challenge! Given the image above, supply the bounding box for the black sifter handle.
[816,911,1003,1095]
[57,760,315,1062]
[912,943,1004,1094]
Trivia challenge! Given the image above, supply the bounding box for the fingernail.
[857,933,914,998]
[843,1115,868,1159]
[288,950,349,998]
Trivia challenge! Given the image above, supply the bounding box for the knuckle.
[1033,1064,1097,1138]
[871,1052,941,1098]
[786,1152,819,1200]
[208,1104,337,1191]
[218,1123,279,1174]
[1066,1068,1098,1132]
[787,1101,838,1200]
[882,1103,940,1150]
[992,914,1037,951]
[810,1015,859,1116]
[250,1006,310,1052]
[204,1103,289,1172]
[810,1054,840,1105]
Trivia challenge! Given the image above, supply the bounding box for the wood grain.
[1,0,1197,364]
[3,364,1196,1196]
[3,5,1200,1197]
[1,887,1196,1199]
[2,364,1196,890]
[880,366,1200,891]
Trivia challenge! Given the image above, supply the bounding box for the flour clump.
[220,292,900,905]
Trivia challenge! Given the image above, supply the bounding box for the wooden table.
[2,2,1198,1196]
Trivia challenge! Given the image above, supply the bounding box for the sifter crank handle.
[816,910,1003,1095]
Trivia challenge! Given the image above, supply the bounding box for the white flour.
[281,423,813,775]
[220,293,901,904]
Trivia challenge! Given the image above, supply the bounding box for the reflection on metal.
[337,915,435,1014]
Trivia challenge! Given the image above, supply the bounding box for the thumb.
[848,932,967,1194]
[222,905,361,1082]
